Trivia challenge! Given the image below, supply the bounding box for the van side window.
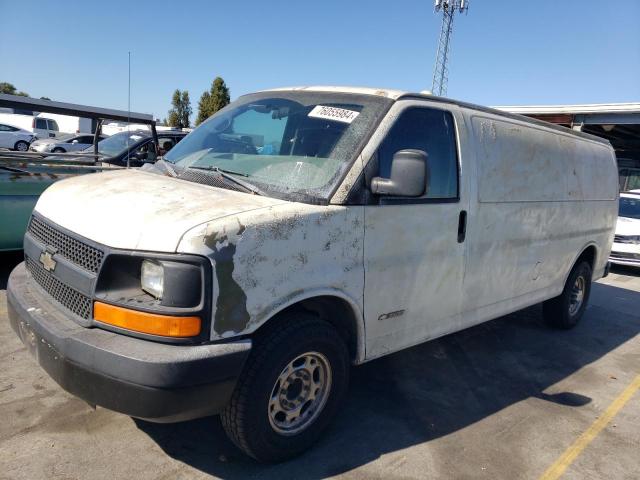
[47,119,59,131]
[35,118,47,129]
[378,107,458,199]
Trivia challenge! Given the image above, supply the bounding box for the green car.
[0,163,86,251]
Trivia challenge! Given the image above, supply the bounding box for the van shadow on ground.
[137,281,640,479]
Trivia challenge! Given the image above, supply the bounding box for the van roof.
[260,86,612,147]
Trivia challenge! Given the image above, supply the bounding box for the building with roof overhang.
[495,103,640,191]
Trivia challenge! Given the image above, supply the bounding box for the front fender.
[178,202,365,355]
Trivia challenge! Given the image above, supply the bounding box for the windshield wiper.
[188,165,264,195]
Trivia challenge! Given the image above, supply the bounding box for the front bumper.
[29,144,49,152]
[7,262,251,422]
[609,245,640,267]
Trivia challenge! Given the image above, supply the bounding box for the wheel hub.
[569,275,585,316]
[268,351,332,435]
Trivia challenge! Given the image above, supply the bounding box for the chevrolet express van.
[7,86,618,462]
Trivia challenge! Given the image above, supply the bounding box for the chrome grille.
[26,257,92,319]
[27,216,104,273]
[614,235,639,245]
[610,251,640,260]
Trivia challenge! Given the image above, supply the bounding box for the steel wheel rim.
[569,275,585,316]
[268,351,332,435]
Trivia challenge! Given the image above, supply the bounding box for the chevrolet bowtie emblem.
[39,250,57,272]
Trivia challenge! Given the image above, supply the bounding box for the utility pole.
[432,0,469,97]
[126,51,131,168]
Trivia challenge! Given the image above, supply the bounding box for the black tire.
[221,313,349,463]
[543,260,592,329]
[52,147,66,153]
[14,140,29,152]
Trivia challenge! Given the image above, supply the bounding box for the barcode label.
[308,105,360,124]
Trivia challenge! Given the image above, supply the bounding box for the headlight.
[141,260,164,299]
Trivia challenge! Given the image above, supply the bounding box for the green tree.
[0,82,29,96]
[195,76,230,125]
[209,77,230,114]
[196,91,211,125]
[167,89,192,128]
[180,90,192,128]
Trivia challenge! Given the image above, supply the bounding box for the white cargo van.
[0,112,61,139]
[35,112,92,135]
[8,86,618,462]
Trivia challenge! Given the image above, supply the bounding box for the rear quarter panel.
[460,110,618,325]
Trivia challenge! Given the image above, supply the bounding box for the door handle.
[457,210,467,243]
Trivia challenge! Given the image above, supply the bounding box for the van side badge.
[378,310,405,321]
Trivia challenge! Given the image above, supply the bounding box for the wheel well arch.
[577,244,597,271]
[253,294,364,364]
[565,243,598,286]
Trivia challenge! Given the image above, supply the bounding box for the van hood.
[34,169,286,252]
[615,216,640,236]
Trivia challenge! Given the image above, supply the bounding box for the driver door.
[363,102,469,359]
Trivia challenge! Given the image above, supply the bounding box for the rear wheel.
[221,313,349,462]
[14,141,28,152]
[543,260,592,329]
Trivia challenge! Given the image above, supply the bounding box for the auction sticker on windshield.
[308,105,360,124]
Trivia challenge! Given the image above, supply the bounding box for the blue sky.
[1,0,638,121]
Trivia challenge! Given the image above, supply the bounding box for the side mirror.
[371,149,428,197]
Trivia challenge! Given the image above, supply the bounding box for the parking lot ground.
[0,252,639,480]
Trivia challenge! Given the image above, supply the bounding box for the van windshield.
[164,91,392,202]
[619,196,640,219]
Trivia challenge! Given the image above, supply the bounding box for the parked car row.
[30,134,108,153]
[66,129,187,166]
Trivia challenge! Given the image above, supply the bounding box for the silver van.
[7,86,618,462]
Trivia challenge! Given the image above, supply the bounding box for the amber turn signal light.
[93,302,201,337]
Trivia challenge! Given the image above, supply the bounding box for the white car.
[0,122,35,151]
[30,133,107,153]
[610,190,640,267]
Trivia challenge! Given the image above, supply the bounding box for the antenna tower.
[432,0,469,96]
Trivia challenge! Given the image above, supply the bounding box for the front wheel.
[14,140,29,152]
[52,147,66,153]
[221,313,349,462]
[543,260,592,329]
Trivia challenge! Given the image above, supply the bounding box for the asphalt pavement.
[1,252,638,479]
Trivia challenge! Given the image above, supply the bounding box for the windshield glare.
[165,92,391,201]
[84,131,147,156]
[619,196,640,220]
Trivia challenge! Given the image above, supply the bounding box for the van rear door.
[33,118,53,138]
[46,119,60,137]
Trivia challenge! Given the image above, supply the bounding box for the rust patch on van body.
[205,231,250,335]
